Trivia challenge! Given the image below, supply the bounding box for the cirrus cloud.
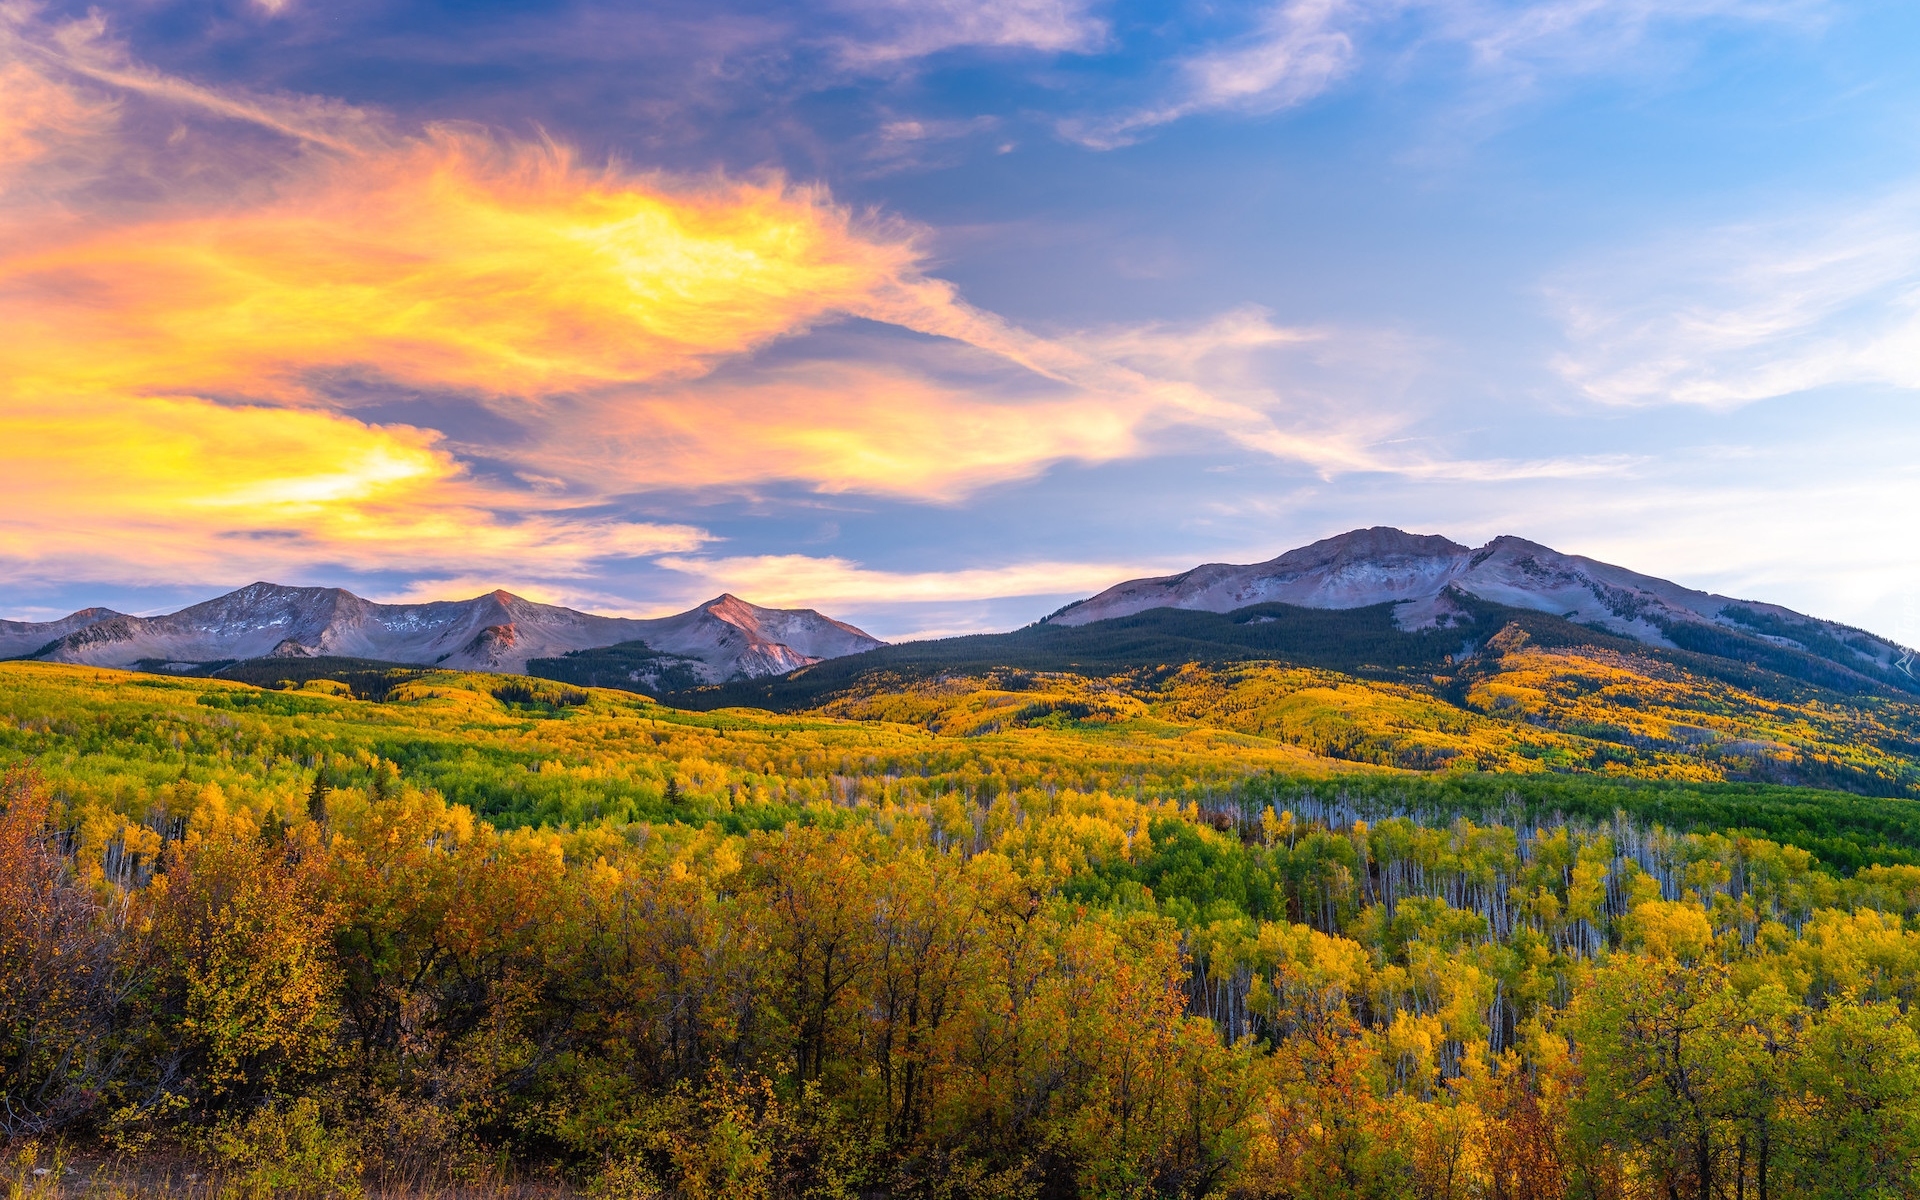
[1551,187,1920,408]
[1066,0,1828,148]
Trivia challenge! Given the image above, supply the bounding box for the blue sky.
[2,0,1917,645]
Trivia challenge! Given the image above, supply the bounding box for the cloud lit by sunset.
[0,13,1242,596]
[1,0,1914,641]
[0,392,707,584]
[2,130,938,399]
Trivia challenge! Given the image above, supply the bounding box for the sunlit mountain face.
[3,0,1918,648]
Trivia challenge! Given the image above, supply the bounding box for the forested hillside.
[5,659,1920,1196]
[543,600,1920,807]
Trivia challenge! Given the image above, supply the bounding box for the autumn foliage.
[5,663,1920,1195]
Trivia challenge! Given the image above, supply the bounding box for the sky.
[2,0,1918,644]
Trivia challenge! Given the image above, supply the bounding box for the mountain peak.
[1292,526,1468,555]
[1046,529,1909,684]
[7,582,883,684]
[1048,527,1477,627]
[1265,527,1471,569]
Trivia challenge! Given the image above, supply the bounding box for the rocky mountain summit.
[1049,527,1910,681]
[593,593,885,684]
[4,585,883,681]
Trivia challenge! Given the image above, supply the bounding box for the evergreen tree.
[306,772,330,823]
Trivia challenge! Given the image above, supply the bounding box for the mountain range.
[655,528,1918,712]
[0,585,883,683]
[4,528,1910,699]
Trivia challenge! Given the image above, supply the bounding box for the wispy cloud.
[1067,0,1826,147]
[0,133,935,401]
[5,7,384,154]
[0,12,1455,473]
[1067,306,1438,474]
[1066,0,1360,147]
[1443,0,1824,79]
[829,0,1108,65]
[1550,187,1920,408]
[528,362,1147,502]
[0,56,114,183]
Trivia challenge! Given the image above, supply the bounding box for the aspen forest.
[5,663,1920,1197]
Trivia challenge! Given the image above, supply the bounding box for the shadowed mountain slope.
[640,597,1920,799]
[659,590,1915,714]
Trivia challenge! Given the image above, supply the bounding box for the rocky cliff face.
[14,584,884,680]
[1049,527,1909,675]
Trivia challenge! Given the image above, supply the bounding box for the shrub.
[212,1098,362,1200]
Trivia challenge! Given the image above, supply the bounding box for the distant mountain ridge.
[7,529,1909,702]
[0,584,884,682]
[1048,527,1910,685]
[664,531,1916,727]
[0,607,127,661]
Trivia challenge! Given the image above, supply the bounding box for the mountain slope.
[0,607,125,660]
[15,585,883,681]
[1047,527,1914,693]
[654,600,1920,798]
[527,594,887,691]
[623,593,882,675]
[665,598,1463,710]
[663,590,1908,710]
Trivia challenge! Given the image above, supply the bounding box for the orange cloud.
[0,24,988,582]
[0,129,932,401]
[0,24,1168,513]
[530,362,1145,500]
[0,57,113,183]
[0,12,1441,601]
[0,392,707,584]
[0,30,1179,537]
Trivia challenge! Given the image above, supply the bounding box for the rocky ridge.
[5,585,884,681]
[0,607,128,661]
[1049,527,1910,679]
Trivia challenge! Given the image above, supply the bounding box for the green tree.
[1566,955,1746,1200]
[1778,995,1920,1198]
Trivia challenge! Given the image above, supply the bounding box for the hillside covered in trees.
[5,659,1920,1197]
[564,598,1920,802]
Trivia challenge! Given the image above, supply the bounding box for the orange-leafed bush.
[0,766,124,1135]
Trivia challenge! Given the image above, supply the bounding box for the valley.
[7,529,1920,1197]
